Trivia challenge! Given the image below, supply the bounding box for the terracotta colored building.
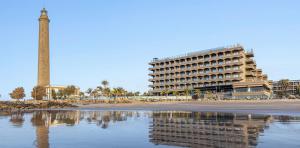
[148,44,272,99]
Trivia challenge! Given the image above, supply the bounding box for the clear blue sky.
[0,0,299,99]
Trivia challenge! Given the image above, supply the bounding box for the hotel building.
[273,80,300,95]
[148,44,272,99]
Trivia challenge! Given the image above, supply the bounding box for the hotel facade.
[273,80,300,96]
[148,45,272,99]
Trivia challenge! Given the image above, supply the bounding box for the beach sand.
[77,100,300,115]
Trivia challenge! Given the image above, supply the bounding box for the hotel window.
[204,69,210,73]
[218,75,223,79]
[218,53,224,58]
[204,62,210,67]
[199,77,203,80]
[225,66,231,71]
[250,86,264,92]
[233,66,239,70]
[211,61,217,66]
[211,75,217,79]
[204,76,209,80]
[211,54,217,59]
[180,65,185,69]
[225,74,231,78]
[199,70,204,74]
[218,60,224,65]
[235,87,248,92]
[204,55,210,61]
[233,58,239,63]
[211,68,217,72]
[218,68,224,72]
[225,51,231,56]
[233,74,239,78]
[198,56,203,60]
[192,77,197,81]
[198,63,204,67]
[225,59,231,64]
[233,51,239,55]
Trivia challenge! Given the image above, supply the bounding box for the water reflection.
[0,110,300,148]
[150,112,272,148]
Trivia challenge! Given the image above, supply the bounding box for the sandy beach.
[77,100,300,115]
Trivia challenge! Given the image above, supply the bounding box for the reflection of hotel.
[149,112,272,148]
[148,45,272,99]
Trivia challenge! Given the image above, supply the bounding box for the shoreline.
[75,100,300,116]
[2,100,300,116]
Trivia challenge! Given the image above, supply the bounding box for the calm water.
[0,110,300,148]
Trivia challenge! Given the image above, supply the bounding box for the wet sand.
[77,100,300,115]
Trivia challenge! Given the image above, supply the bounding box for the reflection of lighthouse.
[31,110,82,148]
[31,111,50,148]
[36,126,49,148]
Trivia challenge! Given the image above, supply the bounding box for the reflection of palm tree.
[10,112,24,127]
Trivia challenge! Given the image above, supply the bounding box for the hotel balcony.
[246,71,256,76]
[245,51,254,57]
[148,67,155,71]
[148,73,155,76]
[246,59,255,64]
[246,65,255,70]
[148,78,155,82]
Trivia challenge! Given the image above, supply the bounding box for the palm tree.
[92,89,99,99]
[279,79,290,97]
[101,80,109,88]
[161,90,166,96]
[184,88,190,100]
[194,89,201,100]
[296,85,300,96]
[172,91,179,99]
[86,88,93,99]
[206,91,213,100]
[165,89,170,99]
[103,88,111,98]
[111,87,125,98]
[79,92,85,100]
